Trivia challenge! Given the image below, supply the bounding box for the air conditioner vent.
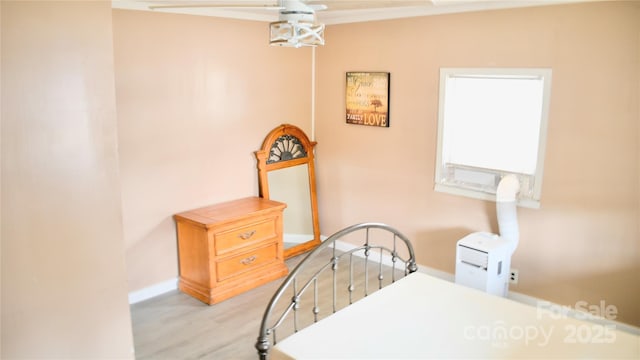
[458,244,488,269]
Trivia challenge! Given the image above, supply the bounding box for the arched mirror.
[255,124,320,259]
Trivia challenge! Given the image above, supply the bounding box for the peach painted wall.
[1,1,134,357]
[315,2,640,326]
[2,3,633,357]
[112,10,313,292]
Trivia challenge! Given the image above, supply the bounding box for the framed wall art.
[345,72,390,127]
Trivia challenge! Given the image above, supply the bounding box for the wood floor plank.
[131,252,310,359]
[131,248,407,359]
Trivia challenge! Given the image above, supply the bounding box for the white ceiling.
[112,0,591,25]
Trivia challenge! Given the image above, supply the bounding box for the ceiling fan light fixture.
[269,20,325,48]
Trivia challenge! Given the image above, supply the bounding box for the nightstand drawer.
[216,244,278,282]
[214,218,277,255]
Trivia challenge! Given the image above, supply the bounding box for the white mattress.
[272,272,640,359]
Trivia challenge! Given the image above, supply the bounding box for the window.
[435,68,552,208]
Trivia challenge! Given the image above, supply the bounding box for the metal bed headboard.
[255,222,418,359]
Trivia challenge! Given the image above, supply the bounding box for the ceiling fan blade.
[149,2,282,10]
[306,0,430,11]
[308,4,327,11]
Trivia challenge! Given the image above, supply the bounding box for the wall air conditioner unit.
[455,175,520,297]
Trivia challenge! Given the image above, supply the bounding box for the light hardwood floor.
[131,249,406,359]
[131,253,306,360]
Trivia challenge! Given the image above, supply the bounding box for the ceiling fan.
[149,0,327,48]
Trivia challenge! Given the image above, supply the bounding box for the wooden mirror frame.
[255,124,320,259]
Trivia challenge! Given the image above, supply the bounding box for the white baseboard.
[127,238,409,305]
[331,239,640,335]
[506,289,640,335]
[128,278,178,304]
[283,233,314,245]
[127,239,640,335]
[331,239,454,281]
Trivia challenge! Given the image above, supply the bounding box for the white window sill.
[434,183,541,209]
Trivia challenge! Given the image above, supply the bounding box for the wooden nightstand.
[173,197,288,305]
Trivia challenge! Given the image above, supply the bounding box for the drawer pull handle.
[238,230,256,240]
[240,255,257,265]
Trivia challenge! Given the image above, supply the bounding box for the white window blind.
[435,68,552,208]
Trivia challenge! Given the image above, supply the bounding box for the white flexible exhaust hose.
[496,175,520,255]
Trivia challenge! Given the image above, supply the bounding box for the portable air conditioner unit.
[454,175,520,297]
[455,232,511,296]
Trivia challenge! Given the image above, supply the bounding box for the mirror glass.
[268,165,314,249]
[255,124,320,259]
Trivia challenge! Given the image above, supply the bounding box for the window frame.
[434,67,552,208]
